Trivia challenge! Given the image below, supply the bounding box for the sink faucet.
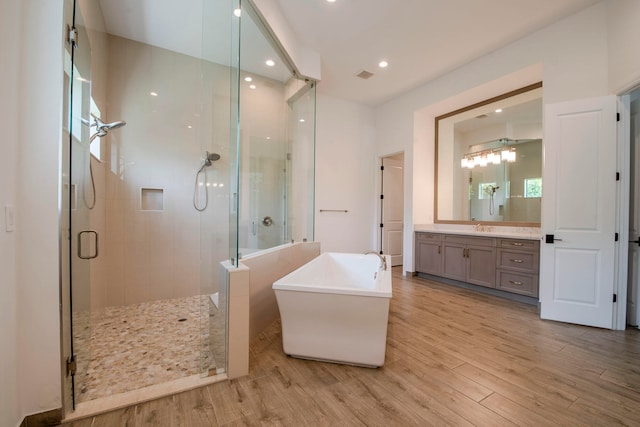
[364,251,387,271]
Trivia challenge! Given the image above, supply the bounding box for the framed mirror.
[435,82,542,226]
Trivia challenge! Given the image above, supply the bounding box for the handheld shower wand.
[81,114,127,209]
[193,152,221,211]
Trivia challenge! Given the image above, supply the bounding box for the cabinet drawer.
[497,249,538,273]
[444,235,495,247]
[498,238,540,251]
[416,232,442,242]
[496,271,538,297]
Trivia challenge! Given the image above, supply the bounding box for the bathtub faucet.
[364,251,387,271]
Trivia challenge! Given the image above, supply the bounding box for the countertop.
[414,224,541,241]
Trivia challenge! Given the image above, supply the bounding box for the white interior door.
[382,156,404,266]
[540,95,617,329]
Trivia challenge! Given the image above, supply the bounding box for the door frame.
[615,93,630,330]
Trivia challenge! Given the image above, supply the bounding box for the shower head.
[86,113,127,142]
[203,152,221,167]
[92,114,126,132]
[100,120,127,131]
[197,152,221,173]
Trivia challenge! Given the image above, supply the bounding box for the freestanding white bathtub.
[272,252,392,367]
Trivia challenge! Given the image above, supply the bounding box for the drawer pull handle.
[509,280,524,286]
[510,259,524,263]
[510,243,524,246]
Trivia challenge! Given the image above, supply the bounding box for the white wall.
[15,0,65,420]
[0,1,22,425]
[607,0,640,93]
[315,95,377,253]
[375,2,613,273]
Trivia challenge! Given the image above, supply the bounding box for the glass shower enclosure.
[60,0,316,416]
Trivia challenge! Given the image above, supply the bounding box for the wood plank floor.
[62,268,640,426]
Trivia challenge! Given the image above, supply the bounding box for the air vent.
[356,70,374,79]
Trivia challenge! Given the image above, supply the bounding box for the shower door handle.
[77,230,99,259]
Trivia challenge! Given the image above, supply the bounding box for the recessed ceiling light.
[244,76,253,82]
[327,0,337,2]
[187,125,193,129]
[150,92,158,97]
[266,136,271,140]
[299,118,305,123]
[265,59,275,67]
[378,60,389,68]
[249,84,256,89]
[233,8,241,17]
[495,108,503,113]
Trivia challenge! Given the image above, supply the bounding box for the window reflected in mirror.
[435,82,542,225]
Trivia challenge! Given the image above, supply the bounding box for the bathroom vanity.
[415,230,540,298]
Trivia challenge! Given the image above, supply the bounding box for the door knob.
[545,234,563,244]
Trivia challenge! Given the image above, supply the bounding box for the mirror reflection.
[435,83,542,225]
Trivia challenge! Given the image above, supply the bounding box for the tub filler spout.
[364,250,387,271]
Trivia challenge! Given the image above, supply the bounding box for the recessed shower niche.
[140,188,164,211]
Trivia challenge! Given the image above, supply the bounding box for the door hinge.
[380,194,384,200]
[613,294,617,303]
[616,172,620,181]
[615,232,619,242]
[617,112,620,122]
[66,25,78,49]
[380,223,384,228]
[66,355,77,377]
[380,165,384,171]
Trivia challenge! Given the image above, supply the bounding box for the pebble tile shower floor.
[72,295,224,403]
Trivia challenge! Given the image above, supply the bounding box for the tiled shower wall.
[83,34,290,309]
[88,35,232,308]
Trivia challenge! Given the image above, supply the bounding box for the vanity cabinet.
[442,235,496,288]
[415,232,443,275]
[415,232,540,298]
[496,238,540,297]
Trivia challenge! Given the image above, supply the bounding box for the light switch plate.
[5,205,15,232]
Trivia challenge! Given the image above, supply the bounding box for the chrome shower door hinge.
[66,355,77,377]
[66,25,78,49]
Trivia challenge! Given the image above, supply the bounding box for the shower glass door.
[236,3,316,256]
[61,0,237,414]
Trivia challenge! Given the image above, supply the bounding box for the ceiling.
[98,0,292,83]
[95,0,602,106]
[274,0,601,106]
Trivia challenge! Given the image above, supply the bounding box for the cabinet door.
[416,241,442,275]
[467,245,496,288]
[443,243,466,281]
